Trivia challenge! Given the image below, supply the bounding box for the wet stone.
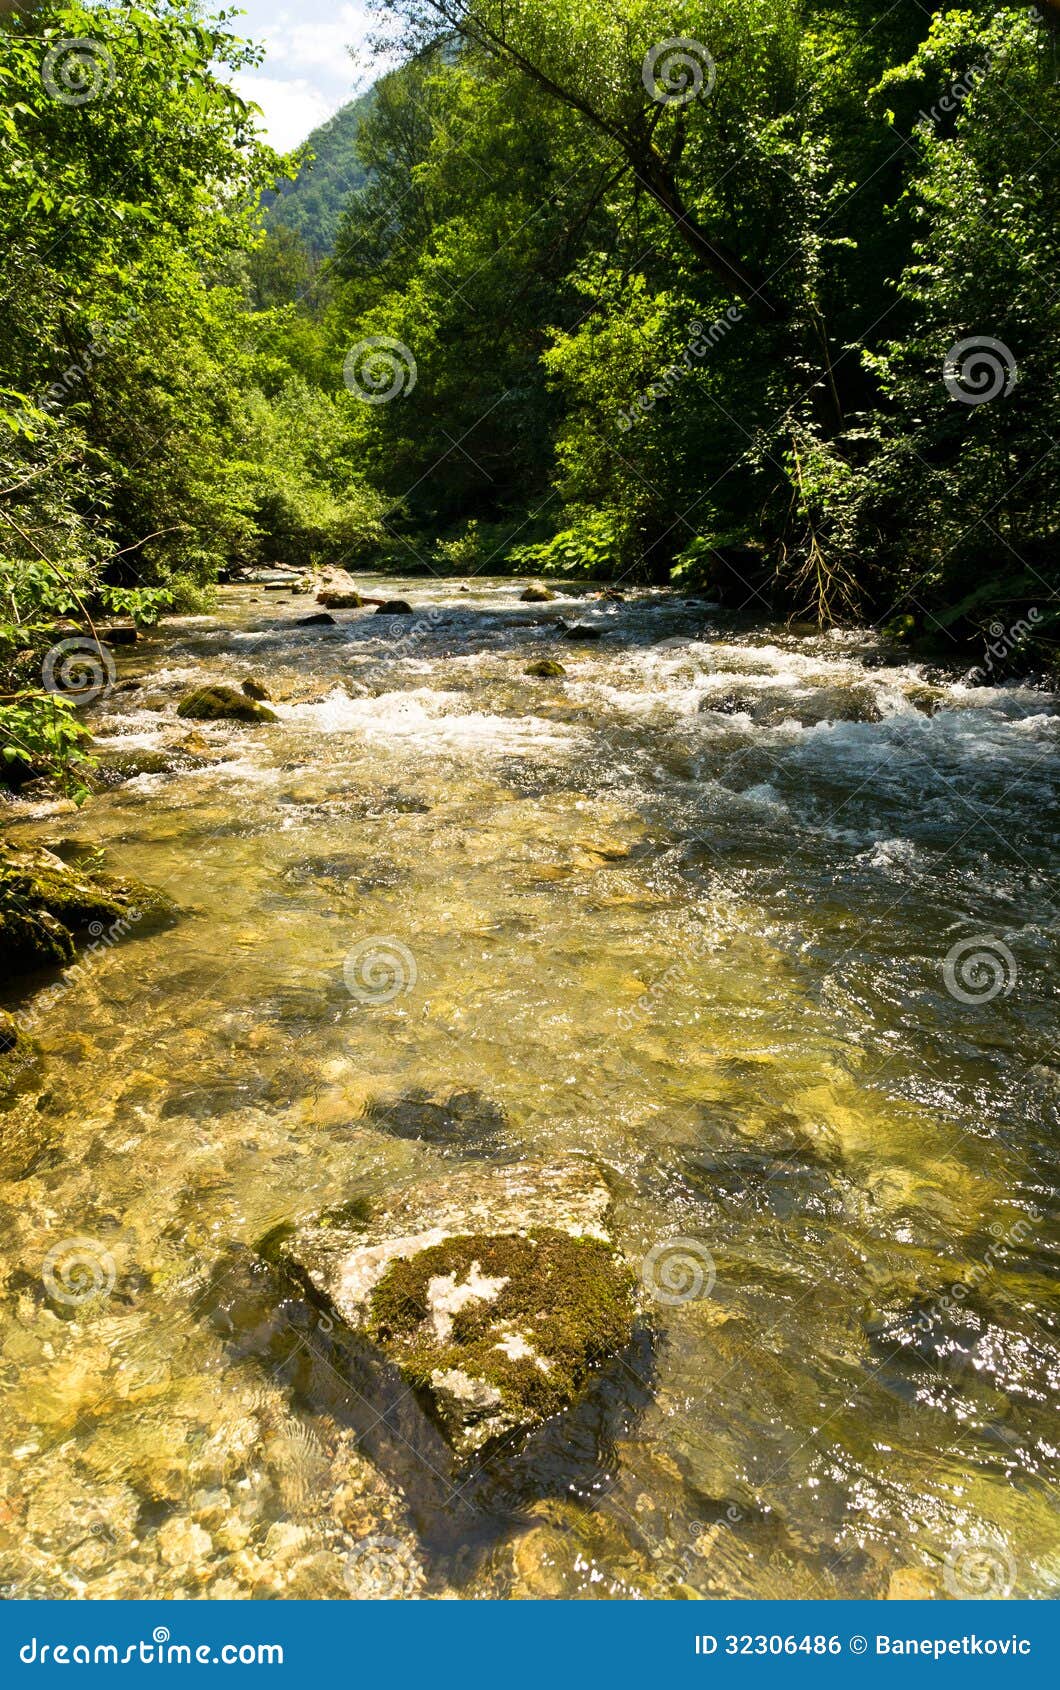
[176,685,278,724]
[0,837,178,978]
[269,1161,636,1460]
[361,1087,512,1158]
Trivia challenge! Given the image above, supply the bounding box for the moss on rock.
[366,1229,636,1436]
[0,838,178,978]
[525,660,567,679]
[176,685,278,724]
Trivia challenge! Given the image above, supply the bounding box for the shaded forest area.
[2,0,1059,786]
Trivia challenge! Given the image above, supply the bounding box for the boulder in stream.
[520,586,556,603]
[376,600,414,616]
[0,836,178,976]
[176,685,278,724]
[296,613,337,627]
[317,589,364,610]
[241,677,272,702]
[561,624,604,642]
[268,1161,636,1461]
[525,660,567,679]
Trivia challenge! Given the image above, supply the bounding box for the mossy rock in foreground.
[176,685,278,724]
[272,1160,636,1460]
[367,1229,635,1439]
[0,837,179,978]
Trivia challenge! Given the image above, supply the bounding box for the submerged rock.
[520,587,556,603]
[176,686,278,725]
[0,836,179,977]
[361,1087,511,1158]
[88,745,209,788]
[0,1012,58,1183]
[269,1161,636,1460]
[525,660,567,679]
[561,624,603,642]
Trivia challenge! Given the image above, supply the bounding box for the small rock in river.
[520,586,556,603]
[176,685,278,725]
[317,590,364,610]
[375,600,414,616]
[525,660,567,678]
[296,612,337,627]
[242,677,272,702]
[561,624,603,641]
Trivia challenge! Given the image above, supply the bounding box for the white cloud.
[228,2,387,149]
[264,4,377,77]
[232,72,345,153]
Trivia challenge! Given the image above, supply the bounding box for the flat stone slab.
[271,1162,635,1459]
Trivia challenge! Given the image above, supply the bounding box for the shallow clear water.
[1,579,1058,1600]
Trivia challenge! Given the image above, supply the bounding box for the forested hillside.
[2,0,1059,788]
[264,89,374,258]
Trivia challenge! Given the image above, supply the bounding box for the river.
[1,578,1057,1600]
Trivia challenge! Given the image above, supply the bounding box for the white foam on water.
[277,686,582,757]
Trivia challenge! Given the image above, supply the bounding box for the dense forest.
[2,0,1059,788]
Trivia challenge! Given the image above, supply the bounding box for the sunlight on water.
[1,581,1057,1599]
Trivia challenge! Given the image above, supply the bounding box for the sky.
[227,2,383,152]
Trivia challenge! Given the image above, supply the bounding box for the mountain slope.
[265,89,375,257]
